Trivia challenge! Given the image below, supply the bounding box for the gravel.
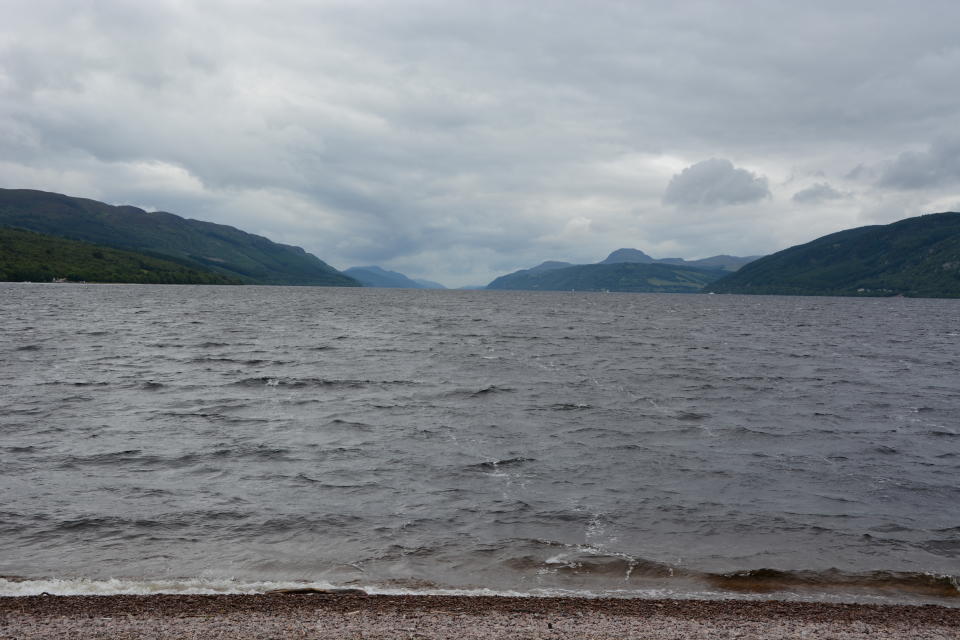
[2,593,958,639]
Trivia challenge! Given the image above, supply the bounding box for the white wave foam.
[0,576,713,600]
[0,577,340,597]
[1,577,952,607]
[0,576,545,598]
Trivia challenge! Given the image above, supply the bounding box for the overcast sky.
[2,1,959,286]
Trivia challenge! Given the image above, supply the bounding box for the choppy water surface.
[1,283,958,604]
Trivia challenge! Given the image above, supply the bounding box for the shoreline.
[3,593,959,639]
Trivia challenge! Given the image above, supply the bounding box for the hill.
[486,262,725,293]
[486,250,756,293]
[488,260,576,285]
[601,248,758,271]
[0,188,359,286]
[657,254,761,271]
[708,212,960,297]
[412,278,447,289]
[343,265,434,289]
[600,248,655,264]
[0,227,242,284]
[527,260,575,273]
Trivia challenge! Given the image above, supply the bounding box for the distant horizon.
[8,187,955,289]
[6,184,958,289]
[3,184,778,289]
[338,250,768,289]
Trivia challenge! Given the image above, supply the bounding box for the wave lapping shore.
[2,594,959,640]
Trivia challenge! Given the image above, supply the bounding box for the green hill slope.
[487,262,725,293]
[0,188,359,286]
[0,227,242,284]
[709,212,960,297]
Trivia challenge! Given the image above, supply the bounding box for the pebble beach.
[2,593,959,639]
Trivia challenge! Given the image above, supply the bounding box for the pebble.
[1,594,957,640]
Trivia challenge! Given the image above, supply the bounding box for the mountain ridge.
[486,249,758,292]
[601,248,760,271]
[487,261,725,293]
[343,265,441,289]
[0,188,359,287]
[412,278,447,289]
[600,248,655,264]
[708,212,960,297]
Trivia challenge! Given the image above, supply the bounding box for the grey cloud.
[878,139,960,189]
[3,1,960,285]
[663,158,770,208]
[792,182,847,204]
[845,164,867,181]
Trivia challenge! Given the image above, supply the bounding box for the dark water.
[1,283,958,603]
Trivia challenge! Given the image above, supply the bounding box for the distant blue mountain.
[527,260,575,273]
[487,262,724,293]
[485,260,573,283]
[343,265,437,289]
[656,254,762,271]
[601,248,759,271]
[486,249,760,292]
[599,248,655,264]
[412,278,447,289]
